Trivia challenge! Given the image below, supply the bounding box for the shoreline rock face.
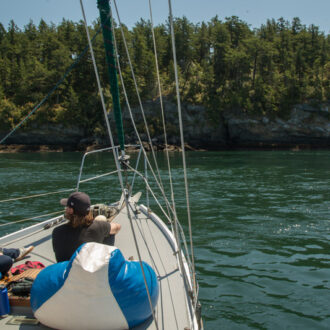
[223,104,330,148]
[0,101,329,152]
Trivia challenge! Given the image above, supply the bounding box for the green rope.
[97,0,125,151]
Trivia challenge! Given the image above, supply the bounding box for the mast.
[97,0,125,152]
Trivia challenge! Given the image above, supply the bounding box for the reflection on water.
[0,150,330,328]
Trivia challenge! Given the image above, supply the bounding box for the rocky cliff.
[222,104,330,149]
[121,100,330,149]
[1,101,329,151]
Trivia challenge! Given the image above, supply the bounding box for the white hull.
[0,200,199,329]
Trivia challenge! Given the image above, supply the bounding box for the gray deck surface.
[0,201,193,329]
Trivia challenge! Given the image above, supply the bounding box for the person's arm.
[110,223,121,235]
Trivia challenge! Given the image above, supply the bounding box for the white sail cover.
[30,242,159,329]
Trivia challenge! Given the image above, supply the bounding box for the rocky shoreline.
[0,100,329,153]
[1,141,329,153]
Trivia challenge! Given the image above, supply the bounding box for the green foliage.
[0,16,328,133]
[0,98,24,129]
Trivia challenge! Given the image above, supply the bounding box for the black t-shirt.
[52,220,111,262]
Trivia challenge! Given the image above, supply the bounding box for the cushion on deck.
[30,242,159,330]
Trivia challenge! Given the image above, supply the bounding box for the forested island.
[0,16,329,151]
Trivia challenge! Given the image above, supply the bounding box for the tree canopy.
[0,16,329,135]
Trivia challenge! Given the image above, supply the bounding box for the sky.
[0,0,329,34]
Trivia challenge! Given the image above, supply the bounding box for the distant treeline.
[0,16,329,134]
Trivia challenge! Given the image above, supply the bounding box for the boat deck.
[0,201,194,329]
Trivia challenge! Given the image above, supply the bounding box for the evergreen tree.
[0,16,328,134]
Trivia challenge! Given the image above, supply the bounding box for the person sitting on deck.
[52,191,121,262]
[0,246,34,278]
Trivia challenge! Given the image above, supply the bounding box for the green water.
[0,151,329,329]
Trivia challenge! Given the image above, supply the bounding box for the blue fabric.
[67,243,85,275]
[30,261,68,312]
[0,255,13,277]
[2,248,19,259]
[108,249,159,328]
[0,249,19,276]
[31,242,159,328]
[30,243,85,312]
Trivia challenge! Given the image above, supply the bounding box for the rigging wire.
[112,0,168,204]
[130,146,143,193]
[121,190,160,330]
[126,201,181,329]
[78,170,119,184]
[79,0,123,189]
[124,162,195,291]
[0,0,198,325]
[148,0,185,258]
[75,145,120,191]
[0,188,75,204]
[168,0,198,305]
[125,163,173,225]
[80,1,158,328]
[110,5,197,317]
[144,152,150,209]
[0,26,103,145]
[147,0,191,309]
[0,210,63,228]
[111,1,176,223]
[128,160,197,277]
[148,0,177,225]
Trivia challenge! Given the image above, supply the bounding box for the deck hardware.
[118,154,130,170]
[43,216,65,230]
[6,315,39,325]
[196,301,203,329]
[188,289,194,299]
[136,206,141,213]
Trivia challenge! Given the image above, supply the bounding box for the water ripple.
[1,151,330,329]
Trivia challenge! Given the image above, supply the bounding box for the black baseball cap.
[60,192,91,216]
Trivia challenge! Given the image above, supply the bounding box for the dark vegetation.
[0,16,329,136]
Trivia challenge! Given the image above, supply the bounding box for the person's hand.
[110,223,121,235]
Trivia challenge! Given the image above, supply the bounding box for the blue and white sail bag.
[31,242,159,329]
